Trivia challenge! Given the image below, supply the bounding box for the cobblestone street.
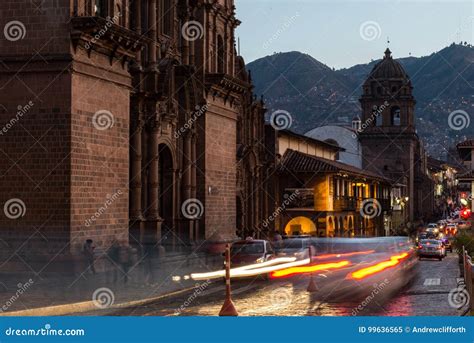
[84,253,464,317]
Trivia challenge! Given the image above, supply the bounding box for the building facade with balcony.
[263,128,393,238]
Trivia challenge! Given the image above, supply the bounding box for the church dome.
[367,48,409,80]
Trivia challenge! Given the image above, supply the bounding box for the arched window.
[391,107,401,126]
[217,35,225,73]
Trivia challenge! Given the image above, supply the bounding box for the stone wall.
[69,49,131,254]
[197,97,237,241]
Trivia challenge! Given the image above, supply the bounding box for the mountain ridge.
[247,43,474,158]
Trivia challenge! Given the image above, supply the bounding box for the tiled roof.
[427,156,461,172]
[457,139,474,148]
[279,149,392,183]
[457,170,474,181]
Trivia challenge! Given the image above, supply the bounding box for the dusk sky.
[235,0,474,68]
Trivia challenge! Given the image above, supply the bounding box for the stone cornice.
[70,16,148,65]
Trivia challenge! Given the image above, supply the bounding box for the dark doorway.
[236,196,243,239]
[159,144,175,252]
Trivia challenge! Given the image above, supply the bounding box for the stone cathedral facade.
[0,0,268,271]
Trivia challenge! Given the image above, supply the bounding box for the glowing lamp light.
[461,208,471,220]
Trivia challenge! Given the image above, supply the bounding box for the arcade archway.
[284,217,317,236]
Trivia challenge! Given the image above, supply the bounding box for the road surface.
[82,252,465,316]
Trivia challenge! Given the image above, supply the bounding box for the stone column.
[182,133,193,242]
[146,0,159,92]
[148,0,157,63]
[130,109,145,222]
[146,103,163,243]
[182,24,190,64]
[191,133,198,242]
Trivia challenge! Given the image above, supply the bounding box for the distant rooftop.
[457,139,474,149]
[271,126,346,152]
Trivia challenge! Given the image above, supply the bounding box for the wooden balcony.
[334,197,357,211]
[335,197,391,213]
[283,188,314,209]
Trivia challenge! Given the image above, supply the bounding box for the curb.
[0,285,202,317]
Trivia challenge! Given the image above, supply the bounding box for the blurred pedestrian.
[142,231,156,284]
[107,239,121,283]
[83,239,96,274]
[118,242,130,284]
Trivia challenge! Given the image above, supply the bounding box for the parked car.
[457,221,471,230]
[417,239,445,261]
[275,238,314,260]
[230,239,275,267]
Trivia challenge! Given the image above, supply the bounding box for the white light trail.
[190,257,310,280]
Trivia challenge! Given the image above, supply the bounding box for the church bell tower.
[359,48,420,223]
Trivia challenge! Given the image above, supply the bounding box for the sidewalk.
[0,252,223,315]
